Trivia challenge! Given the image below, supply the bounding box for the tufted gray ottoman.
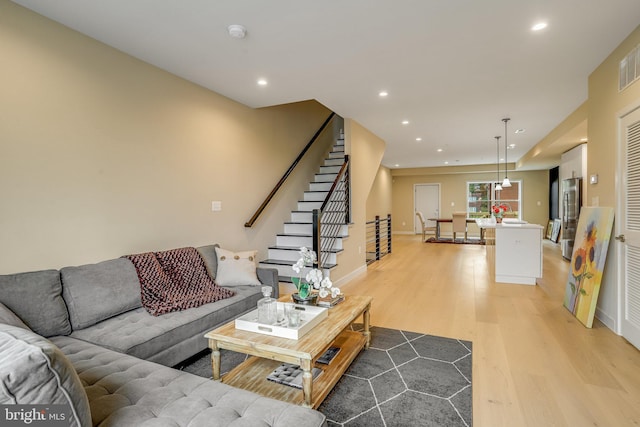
[51,336,327,427]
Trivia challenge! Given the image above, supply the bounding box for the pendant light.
[501,117,512,188]
[495,136,503,191]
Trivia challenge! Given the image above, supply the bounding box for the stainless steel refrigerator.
[561,177,582,260]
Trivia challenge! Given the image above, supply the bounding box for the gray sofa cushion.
[60,258,142,330]
[0,269,71,337]
[0,324,91,427]
[70,285,263,366]
[196,244,219,279]
[0,301,29,330]
[51,335,327,427]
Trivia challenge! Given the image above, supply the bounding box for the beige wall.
[391,167,549,236]
[366,166,393,220]
[331,119,386,284]
[586,24,640,331]
[0,2,336,273]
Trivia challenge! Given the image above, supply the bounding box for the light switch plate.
[590,174,598,184]
[211,201,222,211]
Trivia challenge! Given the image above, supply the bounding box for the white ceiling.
[12,0,640,170]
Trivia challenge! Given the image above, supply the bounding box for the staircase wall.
[331,119,386,285]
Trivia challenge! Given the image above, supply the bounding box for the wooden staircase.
[259,137,348,283]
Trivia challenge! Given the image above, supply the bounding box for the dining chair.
[452,212,467,242]
[415,211,436,242]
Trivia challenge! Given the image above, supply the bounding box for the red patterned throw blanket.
[124,247,235,316]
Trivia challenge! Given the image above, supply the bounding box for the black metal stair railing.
[365,214,392,264]
[312,155,350,270]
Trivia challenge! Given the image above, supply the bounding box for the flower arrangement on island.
[492,203,509,218]
[291,247,340,300]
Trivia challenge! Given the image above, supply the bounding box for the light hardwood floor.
[326,235,640,427]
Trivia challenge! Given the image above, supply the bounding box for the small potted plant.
[291,247,340,305]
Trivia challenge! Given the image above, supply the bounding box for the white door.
[619,107,640,350]
[414,184,440,234]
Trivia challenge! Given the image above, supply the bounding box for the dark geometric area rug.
[179,326,472,427]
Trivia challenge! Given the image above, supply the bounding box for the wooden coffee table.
[204,294,372,409]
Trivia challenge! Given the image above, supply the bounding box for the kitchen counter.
[478,220,544,285]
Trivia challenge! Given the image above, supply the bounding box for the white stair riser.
[276,235,313,247]
[320,165,342,174]
[267,248,338,265]
[291,211,312,222]
[324,158,344,166]
[284,223,348,236]
[284,223,312,234]
[297,200,323,211]
[303,191,329,202]
[309,182,333,192]
[328,152,345,159]
[259,263,331,279]
[267,249,302,262]
[314,174,337,183]
[276,235,343,250]
[290,212,347,225]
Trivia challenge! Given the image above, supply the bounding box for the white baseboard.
[333,264,367,288]
[595,307,618,334]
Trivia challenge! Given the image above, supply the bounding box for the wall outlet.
[211,201,222,211]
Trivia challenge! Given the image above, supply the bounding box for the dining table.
[428,217,484,242]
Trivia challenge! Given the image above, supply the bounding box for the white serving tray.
[235,303,328,340]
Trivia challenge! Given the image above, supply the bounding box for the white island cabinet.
[495,224,543,285]
[480,221,544,285]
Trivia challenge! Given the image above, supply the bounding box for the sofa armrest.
[256,267,279,298]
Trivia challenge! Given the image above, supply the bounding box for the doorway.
[414,184,440,234]
[619,106,640,350]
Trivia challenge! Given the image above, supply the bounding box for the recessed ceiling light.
[532,22,548,31]
[515,128,526,134]
[402,120,409,125]
[509,144,516,148]
[437,148,443,152]
[379,91,388,97]
[395,164,400,167]
[257,79,268,86]
[416,137,422,142]
[444,161,449,165]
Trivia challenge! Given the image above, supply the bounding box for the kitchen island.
[478,219,544,285]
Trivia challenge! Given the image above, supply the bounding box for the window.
[467,181,521,219]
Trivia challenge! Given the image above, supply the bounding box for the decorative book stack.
[317,294,345,308]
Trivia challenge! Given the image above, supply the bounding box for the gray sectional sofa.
[0,244,327,427]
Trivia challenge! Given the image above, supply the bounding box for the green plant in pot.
[291,247,339,304]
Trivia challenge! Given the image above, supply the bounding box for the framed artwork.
[563,207,615,328]
[550,219,562,243]
[545,220,553,239]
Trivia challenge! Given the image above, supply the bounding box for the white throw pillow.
[214,247,261,287]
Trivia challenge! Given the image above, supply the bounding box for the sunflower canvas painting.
[563,207,615,328]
